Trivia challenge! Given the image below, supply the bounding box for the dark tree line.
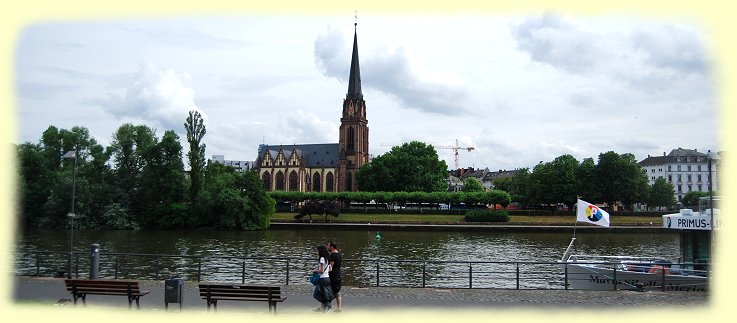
[16,111,274,231]
[493,152,675,211]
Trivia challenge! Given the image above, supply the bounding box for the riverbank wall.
[270,222,667,233]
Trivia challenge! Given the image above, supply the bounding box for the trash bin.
[164,278,184,310]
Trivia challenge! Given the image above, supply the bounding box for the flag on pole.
[576,199,610,227]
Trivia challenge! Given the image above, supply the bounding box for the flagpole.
[563,200,579,262]
[573,198,579,238]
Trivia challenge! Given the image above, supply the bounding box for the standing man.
[327,241,343,312]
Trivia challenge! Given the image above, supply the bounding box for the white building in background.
[211,155,255,173]
[638,148,720,203]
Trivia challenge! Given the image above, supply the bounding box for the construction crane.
[434,139,475,170]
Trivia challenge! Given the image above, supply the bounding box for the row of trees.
[351,141,675,211]
[16,111,274,231]
[492,152,674,211]
[17,119,684,231]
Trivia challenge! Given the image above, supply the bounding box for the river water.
[13,228,682,289]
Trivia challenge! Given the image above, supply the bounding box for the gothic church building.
[255,24,369,192]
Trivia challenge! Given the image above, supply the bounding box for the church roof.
[346,24,363,100]
[259,143,339,168]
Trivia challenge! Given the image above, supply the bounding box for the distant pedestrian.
[312,245,335,313]
[327,241,343,312]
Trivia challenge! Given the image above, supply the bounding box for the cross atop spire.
[346,20,363,100]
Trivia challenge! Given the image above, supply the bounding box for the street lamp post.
[707,150,719,229]
[62,150,77,278]
[706,150,720,270]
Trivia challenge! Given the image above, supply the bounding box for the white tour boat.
[560,237,709,291]
[559,198,716,292]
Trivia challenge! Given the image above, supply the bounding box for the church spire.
[346,22,363,100]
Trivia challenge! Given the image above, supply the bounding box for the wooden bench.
[198,283,287,313]
[64,279,150,309]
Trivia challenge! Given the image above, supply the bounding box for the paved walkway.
[11,276,708,314]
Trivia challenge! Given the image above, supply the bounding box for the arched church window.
[326,172,334,192]
[289,171,299,191]
[275,171,285,191]
[312,171,321,192]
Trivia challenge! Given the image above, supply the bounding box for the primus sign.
[662,209,718,231]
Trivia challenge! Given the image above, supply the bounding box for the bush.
[464,209,510,222]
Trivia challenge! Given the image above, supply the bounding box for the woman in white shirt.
[312,245,335,313]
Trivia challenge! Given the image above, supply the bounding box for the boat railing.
[568,254,671,261]
[13,250,710,291]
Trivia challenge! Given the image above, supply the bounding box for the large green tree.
[596,151,649,210]
[576,157,600,203]
[548,154,580,210]
[497,168,529,206]
[462,177,485,192]
[16,143,50,228]
[492,177,512,192]
[681,191,710,209]
[139,130,188,227]
[185,110,206,204]
[40,126,105,228]
[526,155,580,209]
[526,162,551,206]
[197,163,274,230]
[648,177,676,210]
[109,123,157,223]
[356,141,448,192]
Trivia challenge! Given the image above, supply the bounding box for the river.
[13,228,683,289]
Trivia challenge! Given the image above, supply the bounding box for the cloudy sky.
[13,13,719,171]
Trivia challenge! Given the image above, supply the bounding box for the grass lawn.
[271,212,663,226]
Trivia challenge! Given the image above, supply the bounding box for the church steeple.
[338,19,369,193]
[346,23,363,100]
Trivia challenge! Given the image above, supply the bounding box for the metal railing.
[13,251,709,291]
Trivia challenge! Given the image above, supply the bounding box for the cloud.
[567,87,614,110]
[90,61,203,132]
[40,66,132,89]
[205,109,337,162]
[314,26,348,82]
[510,13,711,91]
[631,23,708,75]
[120,23,254,50]
[16,81,80,100]
[510,13,601,74]
[314,26,468,115]
[50,41,86,51]
[274,110,337,144]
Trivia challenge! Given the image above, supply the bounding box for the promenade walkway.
[12,276,707,314]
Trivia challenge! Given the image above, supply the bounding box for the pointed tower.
[338,22,369,192]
